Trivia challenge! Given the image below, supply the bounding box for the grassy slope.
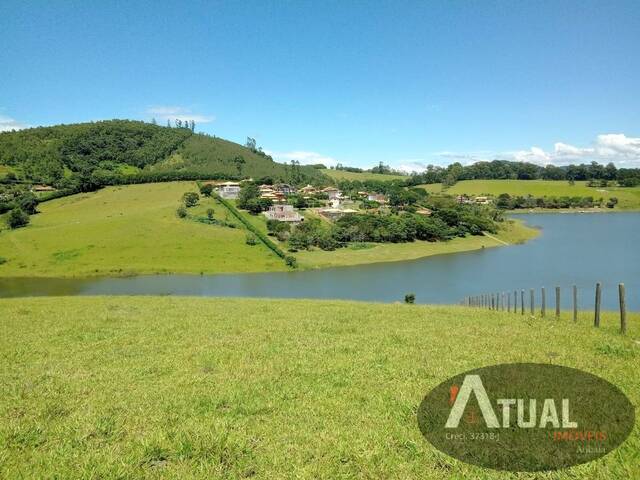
[421,180,640,209]
[0,183,538,277]
[154,135,326,182]
[0,182,286,277]
[0,296,638,479]
[322,168,407,182]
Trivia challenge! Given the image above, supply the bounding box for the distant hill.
[153,134,326,182]
[0,120,326,187]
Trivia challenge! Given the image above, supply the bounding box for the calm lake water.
[1,213,638,311]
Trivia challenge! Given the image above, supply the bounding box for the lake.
[1,212,638,311]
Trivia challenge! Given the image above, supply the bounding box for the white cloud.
[424,133,640,168]
[146,105,214,124]
[264,149,339,167]
[0,115,29,132]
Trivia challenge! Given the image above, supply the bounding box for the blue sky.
[1,0,639,170]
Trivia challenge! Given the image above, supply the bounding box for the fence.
[460,283,628,334]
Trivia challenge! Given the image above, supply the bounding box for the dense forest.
[0,120,326,190]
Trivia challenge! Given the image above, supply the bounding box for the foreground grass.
[0,182,287,277]
[295,218,538,269]
[0,296,638,479]
[421,180,640,210]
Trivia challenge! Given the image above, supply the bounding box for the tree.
[237,182,260,209]
[167,119,172,128]
[404,293,416,304]
[182,191,199,207]
[234,156,246,177]
[175,119,183,128]
[245,137,257,151]
[151,118,157,125]
[176,205,187,218]
[199,183,214,197]
[206,208,215,221]
[17,192,38,214]
[7,208,30,229]
[190,120,196,132]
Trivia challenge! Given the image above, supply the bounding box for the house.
[456,194,472,204]
[416,208,433,216]
[218,181,241,199]
[474,196,490,205]
[299,184,317,195]
[322,187,342,201]
[367,193,387,204]
[31,185,56,192]
[317,207,358,221]
[275,183,296,196]
[263,204,304,223]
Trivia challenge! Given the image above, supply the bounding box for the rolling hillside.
[0,120,326,185]
[421,180,640,209]
[322,168,407,182]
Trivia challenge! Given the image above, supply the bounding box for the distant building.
[318,207,358,221]
[474,196,490,205]
[322,187,342,201]
[299,184,317,195]
[416,208,433,216]
[31,185,56,192]
[218,181,241,199]
[275,183,296,195]
[263,204,304,223]
[367,193,387,204]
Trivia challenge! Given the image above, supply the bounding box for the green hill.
[155,134,326,182]
[0,120,326,186]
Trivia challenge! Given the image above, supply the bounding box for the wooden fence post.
[541,287,546,317]
[619,283,626,334]
[521,290,525,315]
[573,285,577,322]
[502,292,506,311]
[530,289,534,315]
[594,282,602,328]
[514,290,517,313]
[555,286,561,319]
[507,293,511,312]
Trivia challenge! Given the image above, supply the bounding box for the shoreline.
[0,219,540,280]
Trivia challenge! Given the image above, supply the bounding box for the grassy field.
[0,182,536,278]
[0,182,287,277]
[322,168,407,182]
[421,180,640,210]
[0,296,638,479]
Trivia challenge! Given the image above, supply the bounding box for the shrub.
[206,208,215,221]
[245,233,258,245]
[404,293,416,304]
[199,184,214,197]
[176,205,187,218]
[0,257,7,265]
[7,208,30,229]
[285,255,298,268]
[182,192,199,208]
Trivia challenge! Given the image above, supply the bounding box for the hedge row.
[214,194,295,266]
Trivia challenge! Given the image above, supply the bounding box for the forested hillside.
[0,120,326,189]
[0,120,192,184]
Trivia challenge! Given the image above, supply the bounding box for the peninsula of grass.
[0,296,638,479]
[0,182,538,278]
[420,180,640,210]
